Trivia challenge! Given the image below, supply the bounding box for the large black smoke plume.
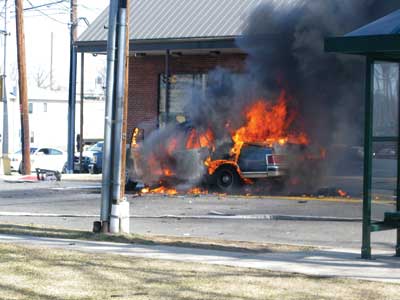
[132,0,400,192]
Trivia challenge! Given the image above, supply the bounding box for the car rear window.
[49,149,63,155]
[15,148,37,154]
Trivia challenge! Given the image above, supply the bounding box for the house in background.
[76,0,264,136]
[3,86,105,153]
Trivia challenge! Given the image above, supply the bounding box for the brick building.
[77,0,263,135]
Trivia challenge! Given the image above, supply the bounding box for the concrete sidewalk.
[0,234,399,283]
[0,173,102,182]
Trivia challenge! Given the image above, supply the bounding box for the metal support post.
[100,0,119,231]
[67,45,77,173]
[111,1,127,204]
[1,0,10,175]
[165,49,170,123]
[362,57,374,259]
[397,64,400,257]
[79,53,84,172]
[67,0,78,173]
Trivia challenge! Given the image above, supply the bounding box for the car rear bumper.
[241,169,285,178]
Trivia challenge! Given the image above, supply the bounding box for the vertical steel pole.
[362,57,374,259]
[79,53,84,172]
[1,0,10,175]
[67,0,78,173]
[397,63,400,257]
[165,49,170,123]
[101,0,119,230]
[67,45,77,172]
[112,1,127,203]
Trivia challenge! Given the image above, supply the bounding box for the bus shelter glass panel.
[371,141,397,219]
[373,62,399,137]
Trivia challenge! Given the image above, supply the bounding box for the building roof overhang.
[76,0,269,54]
[76,37,240,54]
[325,9,400,60]
[325,34,400,60]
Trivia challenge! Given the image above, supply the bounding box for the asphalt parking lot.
[0,174,397,252]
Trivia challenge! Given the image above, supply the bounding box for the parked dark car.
[75,142,104,173]
[74,156,91,173]
[89,151,103,174]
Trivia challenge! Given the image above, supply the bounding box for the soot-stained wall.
[127,53,246,136]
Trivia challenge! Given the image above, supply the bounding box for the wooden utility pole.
[71,0,77,40]
[50,32,54,90]
[15,0,30,174]
[120,0,130,198]
[1,0,11,175]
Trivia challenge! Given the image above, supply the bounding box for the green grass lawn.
[0,242,399,300]
[0,223,314,253]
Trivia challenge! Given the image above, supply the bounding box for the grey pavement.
[0,174,398,250]
[0,233,399,283]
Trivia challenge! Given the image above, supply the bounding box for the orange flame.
[337,189,347,197]
[230,91,308,160]
[131,127,140,148]
[141,186,178,195]
[186,129,214,150]
[163,168,174,177]
[188,187,208,195]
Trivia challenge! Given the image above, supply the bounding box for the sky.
[1,0,109,95]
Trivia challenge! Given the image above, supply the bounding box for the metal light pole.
[67,0,77,173]
[100,0,119,232]
[98,0,130,234]
[79,52,84,172]
[1,0,10,175]
[111,1,127,205]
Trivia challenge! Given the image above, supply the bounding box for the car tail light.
[266,155,283,165]
[273,155,283,164]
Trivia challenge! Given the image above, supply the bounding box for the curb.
[133,214,363,222]
[0,212,363,222]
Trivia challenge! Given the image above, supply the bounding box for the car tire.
[62,163,68,174]
[125,180,138,191]
[213,165,242,193]
[89,165,99,174]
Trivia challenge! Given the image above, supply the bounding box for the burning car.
[127,126,286,192]
[126,91,313,193]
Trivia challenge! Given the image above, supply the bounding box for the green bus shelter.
[325,9,400,259]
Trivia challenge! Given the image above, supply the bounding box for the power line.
[26,0,68,24]
[15,12,68,18]
[24,0,68,11]
[78,3,102,12]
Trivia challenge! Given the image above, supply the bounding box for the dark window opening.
[158,73,207,127]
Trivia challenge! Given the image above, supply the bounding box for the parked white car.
[10,147,68,173]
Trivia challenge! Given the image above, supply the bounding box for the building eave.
[76,36,241,54]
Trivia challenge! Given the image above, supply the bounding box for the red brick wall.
[126,53,246,136]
